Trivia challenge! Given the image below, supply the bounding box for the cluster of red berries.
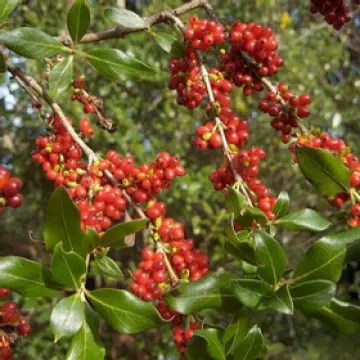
[172,320,201,354]
[294,132,360,226]
[0,289,31,360]
[309,0,355,30]
[79,118,94,137]
[209,147,277,223]
[184,16,225,51]
[259,83,312,143]
[71,77,96,114]
[0,167,23,215]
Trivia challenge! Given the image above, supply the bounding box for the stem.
[157,243,180,287]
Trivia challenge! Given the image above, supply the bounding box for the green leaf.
[296,146,351,197]
[0,27,68,60]
[293,228,360,284]
[103,8,145,29]
[170,40,186,58]
[87,289,163,334]
[50,294,85,342]
[95,254,123,280]
[273,191,290,218]
[234,326,265,360]
[85,48,156,80]
[290,280,336,311]
[225,188,246,214]
[254,230,286,286]
[66,304,105,360]
[48,56,73,99]
[186,329,225,360]
[51,243,86,289]
[307,298,360,335]
[152,31,177,53]
[67,0,91,42]
[232,279,273,308]
[84,227,99,252]
[164,273,238,315]
[44,186,87,257]
[275,209,331,232]
[0,52,5,73]
[223,317,248,356]
[267,284,293,315]
[99,218,148,248]
[0,256,59,297]
[0,0,20,19]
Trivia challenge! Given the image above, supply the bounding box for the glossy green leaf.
[234,326,265,360]
[50,294,85,342]
[290,280,336,311]
[0,27,68,59]
[103,8,145,29]
[95,254,123,280]
[84,227,99,252]
[170,40,186,58]
[254,230,286,286]
[0,52,5,73]
[267,284,293,315]
[152,31,177,53]
[273,191,290,218]
[293,228,360,284]
[66,304,105,360]
[0,256,59,297]
[296,146,351,197]
[307,298,360,335]
[85,48,156,80]
[0,0,20,19]
[44,186,87,257]
[48,56,73,99]
[99,218,148,249]
[87,289,163,334]
[223,317,248,356]
[186,329,225,360]
[164,273,238,315]
[275,209,331,232]
[67,0,91,42]
[232,279,272,308]
[226,188,246,214]
[51,243,86,289]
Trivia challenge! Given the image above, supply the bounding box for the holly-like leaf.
[296,146,351,197]
[186,329,226,360]
[152,31,177,53]
[293,228,360,284]
[67,0,91,42]
[95,254,123,280]
[232,279,273,309]
[87,289,163,334]
[290,279,336,311]
[254,230,286,286]
[103,8,145,29]
[0,52,5,73]
[307,298,360,335]
[275,209,331,232]
[0,27,68,60]
[66,304,106,360]
[0,0,20,19]
[223,317,248,356]
[50,294,85,342]
[273,191,290,218]
[267,284,293,315]
[48,56,73,99]
[0,256,59,297]
[84,227,99,252]
[170,40,186,58]
[164,273,238,315]
[225,188,246,214]
[44,186,87,257]
[51,243,86,289]
[234,326,265,360]
[85,48,156,80]
[99,218,148,249]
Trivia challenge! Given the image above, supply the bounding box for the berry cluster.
[294,132,360,226]
[259,83,312,143]
[309,0,354,30]
[0,167,23,215]
[172,320,201,354]
[184,16,225,51]
[0,289,31,360]
[79,118,94,137]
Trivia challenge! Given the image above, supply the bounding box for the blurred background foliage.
[1,0,360,359]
